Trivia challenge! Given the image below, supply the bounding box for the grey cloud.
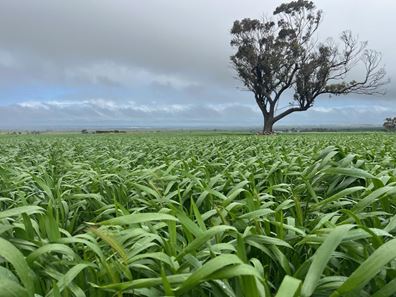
[1,1,395,89]
[64,62,199,90]
[0,0,238,87]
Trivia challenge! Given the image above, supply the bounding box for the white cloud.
[18,101,50,110]
[311,105,391,114]
[372,106,390,112]
[15,99,394,117]
[3,99,395,129]
[65,63,199,90]
[207,103,259,113]
[16,99,243,114]
[310,107,335,113]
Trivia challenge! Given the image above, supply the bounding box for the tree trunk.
[262,114,274,134]
[255,98,275,134]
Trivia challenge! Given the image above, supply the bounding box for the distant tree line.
[81,129,127,134]
[7,131,41,135]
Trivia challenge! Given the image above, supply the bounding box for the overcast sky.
[0,0,395,129]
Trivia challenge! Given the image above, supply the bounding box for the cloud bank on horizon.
[0,0,395,129]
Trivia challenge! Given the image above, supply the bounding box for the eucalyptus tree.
[230,0,387,134]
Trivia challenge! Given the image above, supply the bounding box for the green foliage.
[0,132,396,296]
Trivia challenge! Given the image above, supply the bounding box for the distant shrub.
[383,117,396,131]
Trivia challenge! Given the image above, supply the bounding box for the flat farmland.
[0,132,396,297]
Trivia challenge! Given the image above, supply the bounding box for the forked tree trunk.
[259,104,302,134]
[256,100,276,134]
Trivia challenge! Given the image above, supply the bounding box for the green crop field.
[0,132,396,297]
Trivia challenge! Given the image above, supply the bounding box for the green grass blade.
[101,212,177,225]
[176,254,243,294]
[177,225,236,259]
[330,238,396,296]
[26,243,77,264]
[275,275,302,297]
[55,263,92,296]
[0,206,44,219]
[371,278,396,297]
[0,279,29,297]
[0,238,35,296]
[301,224,354,297]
